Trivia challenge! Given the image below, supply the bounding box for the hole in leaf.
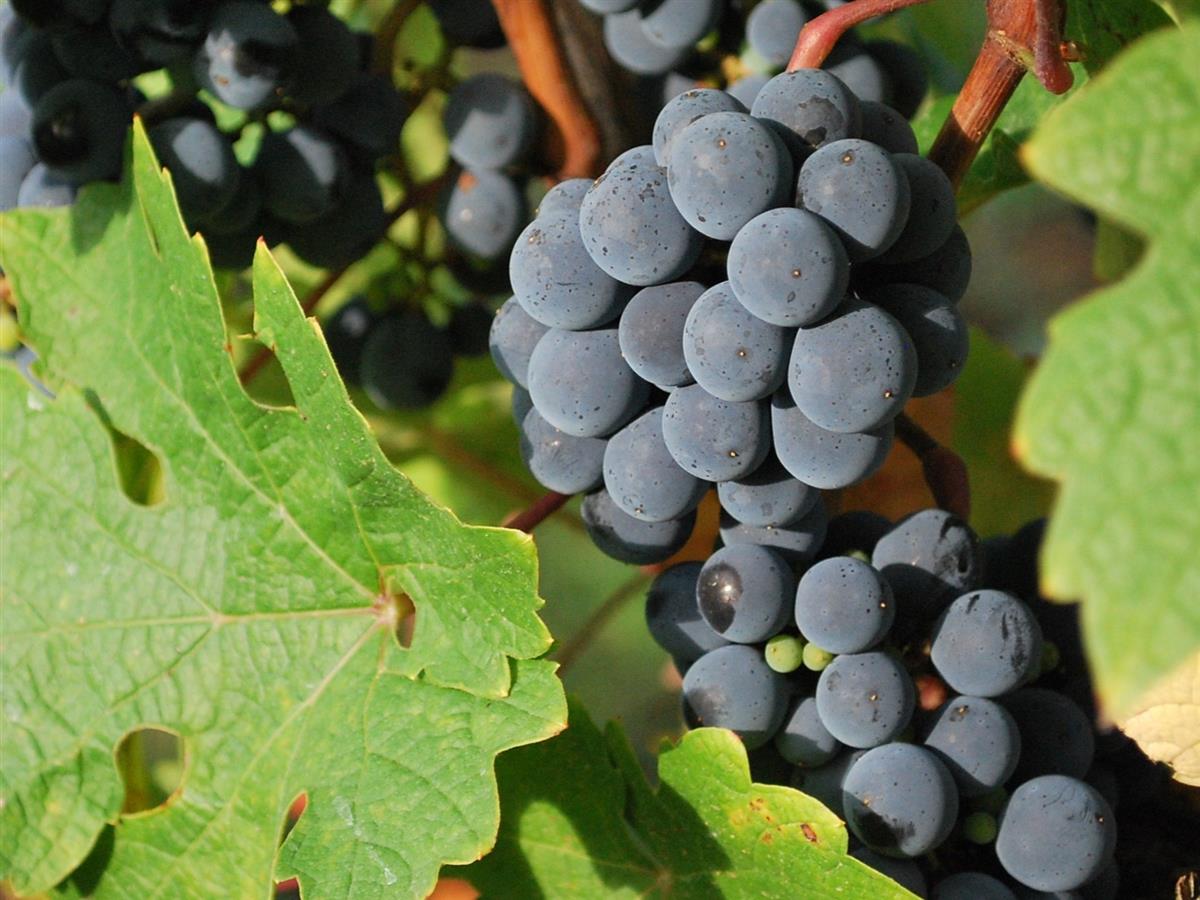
[377,590,416,649]
[237,339,297,410]
[115,726,186,814]
[85,391,167,506]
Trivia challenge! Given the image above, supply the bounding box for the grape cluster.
[580,0,928,121]
[646,510,1146,896]
[494,61,968,564]
[1,1,544,412]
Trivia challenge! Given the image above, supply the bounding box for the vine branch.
[490,0,603,179]
[502,491,570,533]
[928,0,1073,188]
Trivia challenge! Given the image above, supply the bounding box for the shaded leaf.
[1015,24,1200,715]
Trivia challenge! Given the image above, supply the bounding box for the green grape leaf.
[455,699,918,899]
[1015,24,1200,716]
[0,121,566,898]
[1067,0,1174,73]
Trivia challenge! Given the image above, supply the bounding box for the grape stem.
[928,0,1072,188]
[894,412,971,520]
[502,491,571,533]
[490,0,603,179]
[237,170,456,386]
[786,0,936,71]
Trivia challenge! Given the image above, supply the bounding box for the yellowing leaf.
[1118,654,1200,786]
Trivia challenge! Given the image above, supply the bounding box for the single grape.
[527,327,649,438]
[962,811,999,845]
[440,169,525,261]
[510,213,631,329]
[824,38,892,105]
[803,642,833,672]
[775,695,841,767]
[256,126,348,225]
[1,136,36,211]
[645,562,729,662]
[489,296,548,389]
[666,111,793,241]
[443,73,536,171]
[682,282,790,402]
[797,138,911,262]
[148,117,240,225]
[858,224,973,303]
[312,74,409,160]
[718,497,828,565]
[681,644,789,749]
[816,651,914,748]
[859,100,918,155]
[359,312,454,410]
[931,591,1044,697]
[771,388,894,489]
[795,556,894,654]
[603,10,688,76]
[750,69,861,156]
[842,743,958,857]
[696,543,795,643]
[661,383,770,482]
[286,6,361,106]
[716,453,818,527]
[746,0,807,68]
[618,281,704,388]
[285,169,387,269]
[603,407,706,522]
[32,78,130,184]
[11,0,108,29]
[520,407,607,495]
[12,32,69,107]
[1002,688,1096,782]
[996,776,1116,893]
[536,177,592,218]
[637,0,722,50]
[872,509,982,619]
[194,1,298,110]
[934,873,1016,900]
[16,162,76,208]
[850,848,928,898]
[764,633,805,674]
[922,695,1021,796]
[582,489,695,564]
[875,153,957,265]
[866,282,969,397]
[788,296,917,433]
[866,39,929,119]
[727,207,849,328]
[579,145,702,286]
[320,295,377,385]
[205,166,262,236]
[652,88,746,167]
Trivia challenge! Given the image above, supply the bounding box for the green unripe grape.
[802,642,834,672]
[765,634,805,673]
[1040,640,1062,674]
[963,811,998,844]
